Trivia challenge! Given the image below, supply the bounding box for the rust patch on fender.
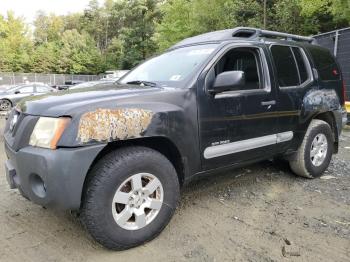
[77,108,153,143]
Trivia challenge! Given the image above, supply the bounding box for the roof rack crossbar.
[233,27,315,43]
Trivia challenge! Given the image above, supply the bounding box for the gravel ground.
[0,119,349,262]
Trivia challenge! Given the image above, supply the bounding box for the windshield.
[120,44,218,87]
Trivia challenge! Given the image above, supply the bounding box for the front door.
[197,44,285,170]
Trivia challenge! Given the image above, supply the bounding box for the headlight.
[29,117,71,149]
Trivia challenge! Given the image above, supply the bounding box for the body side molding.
[203,131,293,159]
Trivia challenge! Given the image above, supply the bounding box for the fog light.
[30,174,46,198]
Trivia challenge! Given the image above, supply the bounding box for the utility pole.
[263,0,267,29]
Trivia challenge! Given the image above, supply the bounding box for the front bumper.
[4,142,105,210]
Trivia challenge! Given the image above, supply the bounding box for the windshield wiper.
[126,80,158,87]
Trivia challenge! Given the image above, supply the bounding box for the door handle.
[261,100,276,106]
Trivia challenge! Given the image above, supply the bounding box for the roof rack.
[233,27,315,43]
[170,27,316,50]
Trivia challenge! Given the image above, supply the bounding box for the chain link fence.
[314,28,350,98]
[0,72,101,86]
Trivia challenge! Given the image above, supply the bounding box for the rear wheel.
[289,119,333,178]
[81,146,180,250]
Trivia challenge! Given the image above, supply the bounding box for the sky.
[0,0,103,24]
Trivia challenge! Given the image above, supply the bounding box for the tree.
[116,0,161,69]
[104,37,123,70]
[81,0,109,51]
[270,0,308,34]
[0,12,33,72]
[57,29,102,74]
[299,0,349,33]
[33,11,64,44]
[156,0,193,51]
[31,42,59,73]
[2,0,350,74]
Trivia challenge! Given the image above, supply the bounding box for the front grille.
[4,111,38,151]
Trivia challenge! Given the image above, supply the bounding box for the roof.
[170,27,315,49]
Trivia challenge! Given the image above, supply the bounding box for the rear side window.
[308,47,340,81]
[36,85,51,92]
[292,47,308,83]
[271,45,299,87]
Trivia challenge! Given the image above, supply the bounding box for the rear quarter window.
[308,46,340,81]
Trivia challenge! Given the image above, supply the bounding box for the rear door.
[197,43,283,170]
[10,85,35,104]
[269,44,315,151]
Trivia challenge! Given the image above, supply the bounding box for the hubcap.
[0,100,11,111]
[112,173,163,230]
[310,133,328,167]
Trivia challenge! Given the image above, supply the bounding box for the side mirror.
[209,71,245,94]
[14,90,20,94]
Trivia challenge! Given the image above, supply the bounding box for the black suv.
[4,27,347,250]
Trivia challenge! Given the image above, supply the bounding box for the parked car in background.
[65,80,85,86]
[0,85,14,90]
[69,79,116,90]
[0,83,55,111]
[102,70,129,80]
[53,80,87,90]
[51,84,70,90]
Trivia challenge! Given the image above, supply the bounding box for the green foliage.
[31,42,59,73]
[56,29,102,74]
[117,0,161,69]
[156,0,194,51]
[33,12,65,44]
[1,0,350,74]
[0,12,33,72]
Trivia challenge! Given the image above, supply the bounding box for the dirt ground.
[0,118,349,262]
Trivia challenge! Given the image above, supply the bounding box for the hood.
[17,83,168,117]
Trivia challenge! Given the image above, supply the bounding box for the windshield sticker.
[170,75,182,81]
[187,49,215,56]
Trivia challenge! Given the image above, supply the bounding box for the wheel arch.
[313,111,339,153]
[81,136,186,207]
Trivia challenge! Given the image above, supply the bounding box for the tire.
[80,146,180,250]
[289,119,333,178]
[0,99,12,111]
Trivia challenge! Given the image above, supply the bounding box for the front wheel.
[289,119,333,178]
[0,99,12,111]
[81,146,180,250]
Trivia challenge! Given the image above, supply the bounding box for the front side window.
[120,44,218,87]
[18,86,34,93]
[207,47,262,91]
